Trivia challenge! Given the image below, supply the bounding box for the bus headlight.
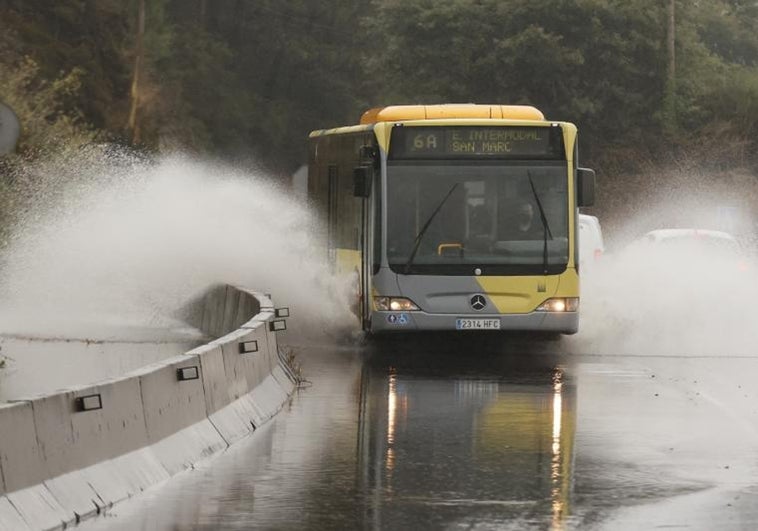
[536,298,579,312]
[374,296,420,311]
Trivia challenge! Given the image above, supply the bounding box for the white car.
[578,214,604,270]
[641,228,736,247]
[637,228,748,273]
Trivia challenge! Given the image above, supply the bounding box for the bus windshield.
[386,162,569,275]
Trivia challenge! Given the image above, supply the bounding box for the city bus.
[308,104,595,334]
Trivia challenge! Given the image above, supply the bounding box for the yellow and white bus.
[308,104,595,334]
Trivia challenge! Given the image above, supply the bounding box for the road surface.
[78,334,758,530]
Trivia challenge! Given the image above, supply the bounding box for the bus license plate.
[456,319,501,330]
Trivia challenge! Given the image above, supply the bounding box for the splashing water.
[570,202,758,357]
[0,151,354,340]
[4,150,755,354]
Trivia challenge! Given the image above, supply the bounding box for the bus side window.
[373,172,382,274]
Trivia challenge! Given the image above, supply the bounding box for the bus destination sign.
[390,126,564,160]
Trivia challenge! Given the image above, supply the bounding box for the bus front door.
[354,164,374,332]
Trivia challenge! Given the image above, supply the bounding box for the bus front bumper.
[370,311,578,334]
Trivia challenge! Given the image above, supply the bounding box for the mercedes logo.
[470,294,487,311]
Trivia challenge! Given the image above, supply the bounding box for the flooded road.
[81,337,758,530]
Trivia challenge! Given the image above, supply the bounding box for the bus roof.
[360,104,545,124]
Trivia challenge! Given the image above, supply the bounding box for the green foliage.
[0,56,97,158]
[193,0,371,167]
[696,0,758,67]
[0,0,133,133]
[368,0,758,169]
[373,0,650,154]
[1,0,758,173]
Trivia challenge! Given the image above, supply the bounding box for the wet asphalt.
[80,334,758,530]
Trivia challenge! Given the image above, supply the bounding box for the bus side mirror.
[353,166,371,198]
[577,167,596,207]
[359,145,380,169]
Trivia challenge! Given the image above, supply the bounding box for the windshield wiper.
[404,183,459,274]
[527,171,552,275]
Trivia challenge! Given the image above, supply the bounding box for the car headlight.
[374,296,420,311]
[536,297,579,312]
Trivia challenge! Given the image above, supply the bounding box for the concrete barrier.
[0,497,31,531]
[0,286,295,530]
[190,341,257,444]
[38,375,171,521]
[137,353,227,475]
[0,402,68,531]
[190,284,261,340]
[0,402,47,495]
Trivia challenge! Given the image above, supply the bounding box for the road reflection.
[354,343,578,530]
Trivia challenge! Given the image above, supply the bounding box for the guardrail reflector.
[269,320,287,332]
[239,340,259,354]
[75,394,103,412]
[177,366,200,381]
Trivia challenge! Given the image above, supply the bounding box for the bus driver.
[506,202,544,240]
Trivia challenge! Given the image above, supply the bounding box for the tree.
[2,0,758,173]
[127,0,146,145]
[662,0,677,136]
[369,0,668,156]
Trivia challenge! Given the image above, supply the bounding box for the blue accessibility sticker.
[387,313,409,325]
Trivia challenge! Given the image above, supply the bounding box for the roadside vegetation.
[1,0,758,237]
